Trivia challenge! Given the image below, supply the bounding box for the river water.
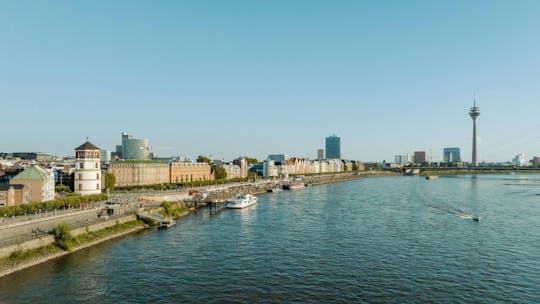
[1,175,539,303]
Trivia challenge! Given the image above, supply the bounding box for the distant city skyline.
[2,1,540,162]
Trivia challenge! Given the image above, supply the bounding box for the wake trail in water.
[414,181,480,221]
[426,204,475,220]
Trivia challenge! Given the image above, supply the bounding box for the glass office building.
[325,135,341,159]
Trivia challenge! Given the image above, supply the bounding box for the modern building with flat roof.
[101,150,111,163]
[443,148,461,163]
[325,135,341,159]
[121,132,150,160]
[394,155,408,165]
[268,154,288,162]
[413,151,426,164]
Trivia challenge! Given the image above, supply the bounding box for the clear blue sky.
[1,0,540,162]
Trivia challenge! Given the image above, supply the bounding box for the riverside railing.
[0,202,103,229]
[0,209,138,248]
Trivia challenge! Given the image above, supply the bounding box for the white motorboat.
[226,194,258,209]
[285,182,305,190]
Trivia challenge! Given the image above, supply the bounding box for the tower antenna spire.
[469,94,481,166]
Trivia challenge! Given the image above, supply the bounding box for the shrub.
[53,223,73,251]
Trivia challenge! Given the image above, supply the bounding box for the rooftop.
[75,141,101,151]
[11,166,50,181]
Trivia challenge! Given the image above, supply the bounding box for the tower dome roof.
[75,141,101,151]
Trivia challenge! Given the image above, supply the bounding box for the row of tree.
[0,193,108,217]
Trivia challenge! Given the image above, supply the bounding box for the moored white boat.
[288,183,305,190]
[226,194,257,209]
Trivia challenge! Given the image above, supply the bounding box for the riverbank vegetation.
[0,220,145,273]
[160,201,188,218]
[53,223,73,251]
[0,244,61,271]
[71,220,145,247]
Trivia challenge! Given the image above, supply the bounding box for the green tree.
[245,157,259,165]
[104,171,116,192]
[55,184,70,193]
[352,162,359,172]
[197,155,211,165]
[68,173,75,192]
[213,166,227,180]
[53,223,73,251]
[247,171,259,180]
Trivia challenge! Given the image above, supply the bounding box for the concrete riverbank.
[0,219,145,278]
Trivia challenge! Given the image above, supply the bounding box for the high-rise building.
[74,141,102,195]
[121,132,150,160]
[532,156,540,166]
[469,100,480,166]
[100,150,111,163]
[325,135,341,159]
[513,154,527,167]
[413,151,426,164]
[317,149,324,160]
[443,148,461,163]
[394,155,407,164]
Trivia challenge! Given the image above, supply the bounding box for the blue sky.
[1,0,540,162]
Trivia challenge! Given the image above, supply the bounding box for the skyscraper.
[469,100,480,166]
[325,135,341,159]
[443,148,461,163]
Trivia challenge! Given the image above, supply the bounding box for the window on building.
[96,173,100,179]
[79,184,82,190]
[79,173,82,180]
[80,163,84,169]
[96,183,100,190]
[95,162,98,169]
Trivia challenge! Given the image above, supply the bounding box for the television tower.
[469,99,480,166]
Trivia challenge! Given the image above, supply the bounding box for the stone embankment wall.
[0,214,137,259]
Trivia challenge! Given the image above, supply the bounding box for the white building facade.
[74,141,102,195]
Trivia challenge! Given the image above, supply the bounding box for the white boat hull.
[226,194,258,209]
[288,184,305,190]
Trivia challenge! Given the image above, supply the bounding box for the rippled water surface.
[1,175,539,303]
